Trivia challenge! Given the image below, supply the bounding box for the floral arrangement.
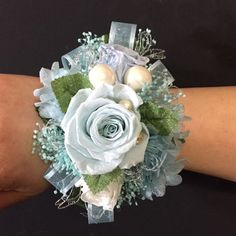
[32,22,190,224]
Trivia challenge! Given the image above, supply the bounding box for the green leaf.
[139,102,178,136]
[51,73,92,113]
[83,168,123,194]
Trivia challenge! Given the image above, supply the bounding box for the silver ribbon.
[109,21,137,49]
[61,47,81,70]
[87,204,114,224]
[44,167,81,195]
[61,45,98,74]
[149,60,175,84]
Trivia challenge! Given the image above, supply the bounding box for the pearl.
[89,64,116,87]
[124,66,152,91]
[119,99,133,110]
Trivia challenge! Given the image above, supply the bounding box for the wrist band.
[32,21,190,224]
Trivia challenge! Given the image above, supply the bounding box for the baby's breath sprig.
[78,32,103,48]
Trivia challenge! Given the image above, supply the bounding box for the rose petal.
[61,88,92,130]
[119,123,149,169]
[65,116,90,156]
[86,83,143,110]
[86,149,125,163]
[75,98,115,150]
[39,67,53,86]
[66,144,122,175]
[113,84,143,109]
[88,104,131,147]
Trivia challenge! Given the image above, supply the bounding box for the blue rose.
[61,84,149,175]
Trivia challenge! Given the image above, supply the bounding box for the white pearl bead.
[124,66,152,91]
[89,64,116,87]
[119,99,133,110]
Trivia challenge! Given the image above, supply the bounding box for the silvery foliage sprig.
[134,28,165,60]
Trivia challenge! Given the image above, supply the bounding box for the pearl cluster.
[88,63,152,91]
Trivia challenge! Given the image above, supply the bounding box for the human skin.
[178,86,236,182]
[0,74,235,208]
[0,74,49,208]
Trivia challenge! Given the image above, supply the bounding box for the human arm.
[0,74,235,209]
[178,86,236,182]
[0,74,49,208]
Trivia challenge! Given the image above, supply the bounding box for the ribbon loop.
[61,47,81,70]
[109,21,137,49]
[87,204,114,224]
[44,167,81,195]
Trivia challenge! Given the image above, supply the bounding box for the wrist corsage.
[32,21,190,224]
